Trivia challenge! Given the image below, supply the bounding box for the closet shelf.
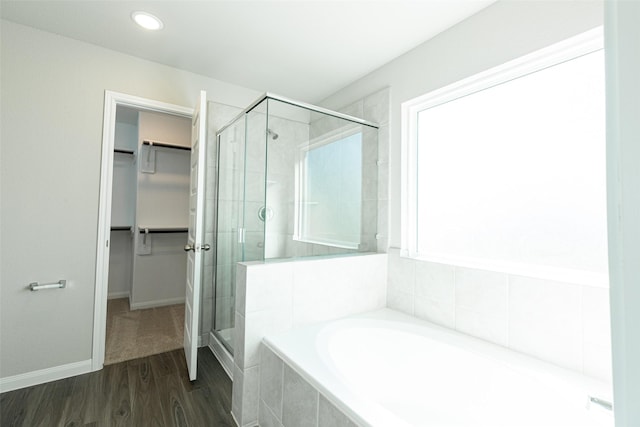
[137,226,188,234]
[142,140,191,152]
[114,148,135,155]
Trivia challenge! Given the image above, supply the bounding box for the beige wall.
[0,20,259,379]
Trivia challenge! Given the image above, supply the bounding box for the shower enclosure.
[211,94,379,353]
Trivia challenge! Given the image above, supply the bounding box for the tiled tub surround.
[259,309,613,427]
[386,248,612,383]
[231,253,388,427]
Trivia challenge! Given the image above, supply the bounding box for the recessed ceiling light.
[131,11,163,31]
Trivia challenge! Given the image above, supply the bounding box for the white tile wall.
[244,263,294,314]
[509,276,582,370]
[259,345,360,427]
[282,365,318,427]
[386,248,612,382]
[456,268,509,346]
[232,253,387,426]
[413,261,455,328]
[260,345,284,420]
[318,394,359,427]
[582,286,613,380]
[259,399,284,427]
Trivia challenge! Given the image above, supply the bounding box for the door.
[184,90,208,381]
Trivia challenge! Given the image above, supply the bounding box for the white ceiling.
[1,0,496,102]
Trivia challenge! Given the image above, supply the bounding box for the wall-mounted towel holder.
[29,280,67,291]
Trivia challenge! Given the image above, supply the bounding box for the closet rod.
[138,227,188,234]
[142,140,191,151]
[114,148,135,155]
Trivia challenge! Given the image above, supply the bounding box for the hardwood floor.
[0,348,235,427]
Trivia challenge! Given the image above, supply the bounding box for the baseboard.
[0,359,92,393]
[199,333,209,348]
[129,296,185,310]
[107,291,130,300]
[209,331,234,380]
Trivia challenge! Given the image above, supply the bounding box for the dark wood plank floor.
[0,348,235,427]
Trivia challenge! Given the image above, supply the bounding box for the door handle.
[184,244,195,252]
[202,244,211,251]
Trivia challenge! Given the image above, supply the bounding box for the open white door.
[184,90,208,381]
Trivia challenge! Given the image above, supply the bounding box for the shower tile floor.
[105,298,185,365]
[216,327,233,350]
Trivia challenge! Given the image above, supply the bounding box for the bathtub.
[262,309,613,427]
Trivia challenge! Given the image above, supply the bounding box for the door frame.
[93,91,193,370]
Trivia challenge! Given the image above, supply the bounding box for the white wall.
[605,1,640,425]
[107,115,138,299]
[0,19,260,383]
[319,0,603,248]
[131,112,191,309]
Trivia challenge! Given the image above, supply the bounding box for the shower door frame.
[216,92,379,136]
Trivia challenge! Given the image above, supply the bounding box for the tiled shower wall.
[386,248,612,382]
[334,88,390,254]
[264,88,390,259]
[262,114,311,258]
[204,88,390,341]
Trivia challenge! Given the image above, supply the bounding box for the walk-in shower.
[211,94,379,353]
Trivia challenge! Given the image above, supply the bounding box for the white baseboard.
[107,291,130,300]
[199,333,209,348]
[209,331,233,380]
[0,359,92,393]
[130,296,185,310]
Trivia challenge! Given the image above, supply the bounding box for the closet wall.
[131,111,191,309]
[107,107,138,299]
[107,107,192,309]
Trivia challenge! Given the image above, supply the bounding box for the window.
[402,28,607,286]
[294,127,362,249]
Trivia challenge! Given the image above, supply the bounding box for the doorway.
[93,92,194,370]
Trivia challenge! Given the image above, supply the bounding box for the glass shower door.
[212,99,267,353]
[213,116,246,351]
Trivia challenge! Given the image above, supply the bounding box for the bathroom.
[1,1,638,426]
[222,42,613,425]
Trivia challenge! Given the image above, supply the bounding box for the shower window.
[294,126,362,249]
[402,28,608,286]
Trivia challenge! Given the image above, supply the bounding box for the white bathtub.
[263,309,613,427]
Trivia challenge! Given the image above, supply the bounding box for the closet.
[105,106,191,363]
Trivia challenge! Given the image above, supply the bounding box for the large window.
[402,28,607,286]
